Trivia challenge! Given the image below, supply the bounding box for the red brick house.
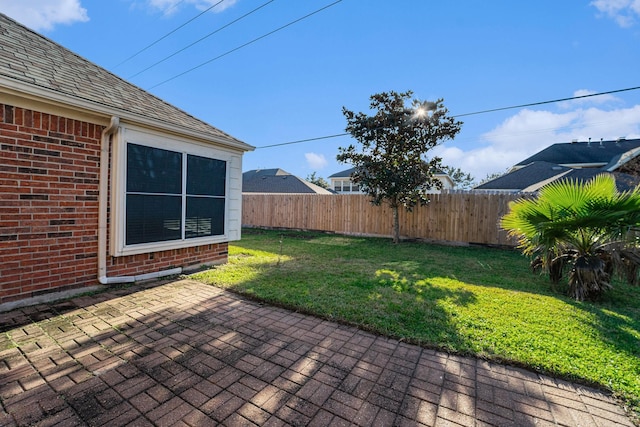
[0,14,253,309]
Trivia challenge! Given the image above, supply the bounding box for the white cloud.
[591,0,640,27]
[558,89,621,109]
[305,152,328,170]
[147,0,238,15]
[436,105,640,181]
[0,0,89,31]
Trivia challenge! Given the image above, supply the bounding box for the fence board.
[242,192,523,246]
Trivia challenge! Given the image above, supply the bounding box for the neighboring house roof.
[475,165,640,193]
[476,140,640,192]
[514,138,640,169]
[329,167,455,190]
[0,13,252,151]
[556,169,640,192]
[475,162,572,192]
[328,168,356,179]
[243,168,290,179]
[243,169,333,194]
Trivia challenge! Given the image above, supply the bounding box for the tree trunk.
[392,205,400,244]
[567,255,611,301]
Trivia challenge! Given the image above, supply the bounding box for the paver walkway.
[0,279,635,426]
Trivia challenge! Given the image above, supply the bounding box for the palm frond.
[501,174,640,299]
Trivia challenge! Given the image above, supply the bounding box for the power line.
[114,0,227,68]
[258,133,350,149]
[148,0,343,89]
[129,0,276,79]
[253,86,640,149]
[453,86,640,117]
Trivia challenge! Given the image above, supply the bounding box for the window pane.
[126,194,182,244]
[186,197,225,238]
[127,143,182,194]
[187,155,226,196]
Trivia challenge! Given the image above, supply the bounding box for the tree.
[477,171,506,186]
[501,174,640,300]
[441,165,475,189]
[306,172,329,189]
[337,90,463,243]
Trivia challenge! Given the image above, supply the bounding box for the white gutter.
[605,147,640,171]
[98,116,182,284]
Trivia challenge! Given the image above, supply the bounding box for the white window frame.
[111,126,237,257]
[333,178,361,194]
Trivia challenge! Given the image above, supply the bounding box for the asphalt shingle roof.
[328,167,356,178]
[0,13,247,146]
[243,169,333,194]
[475,162,640,192]
[475,162,571,190]
[515,138,640,167]
[556,169,640,192]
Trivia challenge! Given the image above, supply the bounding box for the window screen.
[125,143,226,246]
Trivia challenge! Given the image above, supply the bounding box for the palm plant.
[501,174,640,300]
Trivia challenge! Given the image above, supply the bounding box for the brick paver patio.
[0,279,635,426]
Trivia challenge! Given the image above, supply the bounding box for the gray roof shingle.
[243,169,333,194]
[556,169,640,192]
[515,138,640,167]
[0,13,249,148]
[475,162,571,191]
[328,168,356,178]
[477,138,640,192]
[475,162,640,192]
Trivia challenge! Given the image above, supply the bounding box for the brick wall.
[0,104,228,305]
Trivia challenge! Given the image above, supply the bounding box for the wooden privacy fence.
[242,192,526,246]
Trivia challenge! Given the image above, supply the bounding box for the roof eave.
[0,75,255,152]
[604,147,640,172]
[557,162,606,168]
[521,170,572,192]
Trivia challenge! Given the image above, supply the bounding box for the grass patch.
[192,229,640,417]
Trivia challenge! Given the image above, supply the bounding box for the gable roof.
[243,169,333,194]
[0,13,252,151]
[475,162,640,193]
[475,162,571,191]
[328,168,356,179]
[243,168,290,179]
[555,169,640,192]
[477,138,640,192]
[514,138,640,168]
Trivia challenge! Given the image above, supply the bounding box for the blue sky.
[2,0,640,183]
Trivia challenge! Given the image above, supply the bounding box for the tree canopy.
[337,90,462,243]
[441,165,475,190]
[306,172,330,189]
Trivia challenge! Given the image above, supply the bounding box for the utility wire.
[130,0,276,79]
[259,134,350,149]
[254,86,640,149]
[454,85,640,117]
[114,0,227,68]
[148,0,343,89]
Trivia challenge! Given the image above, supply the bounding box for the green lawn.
[191,228,640,417]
